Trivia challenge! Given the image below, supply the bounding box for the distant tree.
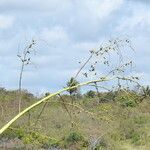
[66,77,80,127]
[141,86,150,97]
[45,92,51,97]
[66,77,80,96]
[85,90,96,98]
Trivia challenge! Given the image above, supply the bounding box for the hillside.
[0,88,150,150]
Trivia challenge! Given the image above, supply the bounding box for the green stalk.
[0,77,113,134]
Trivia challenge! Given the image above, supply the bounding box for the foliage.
[65,132,84,143]
[0,90,150,149]
[62,132,88,149]
[115,91,138,107]
[141,85,150,97]
[66,77,80,96]
[85,90,96,98]
[0,127,60,149]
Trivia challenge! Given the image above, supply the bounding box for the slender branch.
[51,101,99,120]
[58,94,72,118]
[18,61,25,113]
[34,101,48,126]
[88,84,111,92]
[74,54,93,79]
[94,82,101,102]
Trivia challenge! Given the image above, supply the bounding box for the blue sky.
[0,0,150,94]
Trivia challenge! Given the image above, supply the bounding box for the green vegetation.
[0,88,150,149]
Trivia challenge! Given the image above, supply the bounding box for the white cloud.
[116,5,150,32]
[0,0,123,14]
[85,0,123,19]
[39,26,70,45]
[0,15,14,29]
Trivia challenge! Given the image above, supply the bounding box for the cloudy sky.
[0,0,150,94]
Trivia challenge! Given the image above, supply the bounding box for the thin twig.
[34,101,48,126]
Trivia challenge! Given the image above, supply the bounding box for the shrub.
[85,90,96,98]
[66,132,84,143]
[61,131,89,149]
[0,127,25,140]
[115,92,137,107]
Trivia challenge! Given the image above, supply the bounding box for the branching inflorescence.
[17,39,36,113]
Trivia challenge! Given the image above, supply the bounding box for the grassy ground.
[0,89,150,149]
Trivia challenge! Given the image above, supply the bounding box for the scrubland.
[0,88,150,150]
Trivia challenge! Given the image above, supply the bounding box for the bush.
[61,131,89,149]
[0,127,60,149]
[0,127,25,140]
[115,92,137,107]
[85,90,96,98]
[66,132,84,143]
